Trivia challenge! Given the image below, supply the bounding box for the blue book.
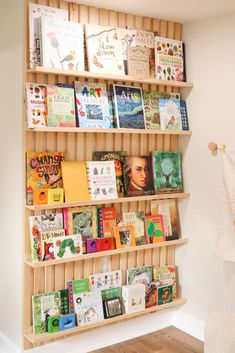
[179,100,189,130]
[59,314,76,331]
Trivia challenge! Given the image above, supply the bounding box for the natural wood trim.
[26,192,190,210]
[24,298,186,344]
[27,67,193,88]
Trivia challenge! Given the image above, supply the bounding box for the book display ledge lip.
[24,297,186,345]
[27,67,194,88]
[25,238,188,268]
[26,192,190,211]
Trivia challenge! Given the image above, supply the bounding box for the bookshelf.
[24,0,191,349]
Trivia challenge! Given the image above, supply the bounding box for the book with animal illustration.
[32,291,61,334]
[29,212,63,262]
[40,229,65,261]
[144,214,165,243]
[159,99,182,131]
[53,233,83,259]
[86,161,118,201]
[28,3,68,68]
[127,46,150,78]
[73,291,104,326]
[111,84,146,129]
[46,85,76,127]
[59,313,76,331]
[118,211,147,245]
[93,151,127,197]
[40,17,84,71]
[89,270,122,291]
[85,24,124,75]
[67,278,89,313]
[122,283,145,314]
[113,224,136,249]
[152,151,183,194]
[25,83,47,128]
[74,81,112,128]
[127,265,153,287]
[153,265,176,300]
[97,207,117,238]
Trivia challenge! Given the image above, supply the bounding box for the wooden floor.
[91,326,204,353]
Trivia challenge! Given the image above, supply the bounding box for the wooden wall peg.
[208,142,226,153]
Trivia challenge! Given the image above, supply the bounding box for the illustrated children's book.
[93,151,127,197]
[47,315,60,333]
[135,30,155,78]
[67,278,89,313]
[32,291,61,334]
[73,291,104,326]
[89,270,122,291]
[117,28,136,74]
[53,233,83,259]
[59,288,69,315]
[111,84,146,129]
[85,24,124,75]
[86,161,118,201]
[159,99,182,131]
[25,83,47,128]
[40,229,65,261]
[74,81,112,128]
[28,3,68,68]
[113,224,136,249]
[63,206,97,236]
[157,285,173,305]
[153,265,176,300]
[155,36,183,58]
[118,211,147,246]
[179,100,189,130]
[59,313,76,331]
[127,46,150,78]
[152,151,183,194]
[40,17,84,71]
[144,214,165,243]
[127,265,153,287]
[103,297,123,318]
[97,207,117,238]
[151,199,179,241]
[46,85,76,127]
[122,283,145,313]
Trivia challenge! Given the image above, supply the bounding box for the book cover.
[54,233,83,259]
[25,83,47,128]
[157,285,173,305]
[152,151,183,194]
[63,206,97,238]
[86,161,118,201]
[32,291,61,334]
[40,229,65,261]
[86,238,98,253]
[67,278,89,313]
[153,265,176,300]
[40,17,84,71]
[59,288,69,315]
[47,315,60,333]
[47,188,64,204]
[89,270,122,291]
[127,46,150,78]
[154,36,183,58]
[85,24,124,75]
[135,30,155,78]
[97,207,117,238]
[156,54,184,81]
[113,224,136,249]
[28,3,68,68]
[127,265,153,286]
[144,214,165,243]
[179,100,189,130]
[74,81,112,128]
[103,297,123,318]
[117,28,136,74]
[112,84,146,129]
[46,85,76,127]
[61,161,90,202]
[151,199,179,241]
[59,313,76,331]
[93,151,127,197]
[122,283,145,314]
[145,282,158,308]
[159,99,182,131]
[73,291,104,326]
[29,212,63,262]
[101,287,122,301]
[118,211,147,246]
[123,156,154,197]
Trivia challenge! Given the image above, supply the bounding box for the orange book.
[113,224,136,249]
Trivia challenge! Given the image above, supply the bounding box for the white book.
[122,283,145,313]
[159,99,182,131]
[28,3,68,68]
[25,83,47,128]
[40,17,84,71]
[89,270,122,291]
[117,28,136,60]
[53,234,83,259]
[86,24,125,75]
[73,291,104,326]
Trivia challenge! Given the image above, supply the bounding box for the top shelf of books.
[27,67,193,89]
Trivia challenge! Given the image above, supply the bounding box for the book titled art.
[25,83,47,128]
[127,46,150,78]
[159,99,182,131]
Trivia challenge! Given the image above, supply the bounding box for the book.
[86,238,98,253]
[97,207,117,238]
[97,237,113,251]
[111,84,146,129]
[103,297,123,318]
[179,100,189,130]
[26,152,65,205]
[155,54,184,81]
[113,224,136,249]
[67,278,89,313]
[86,161,118,201]
[59,289,69,315]
[151,199,179,241]
[25,83,47,128]
[152,151,183,193]
[28,3,68,68]
[54,233,83,259]
[123,156,154,197]
[32,291,61,334]
[61,161,90,202]
[47,315,60,333]
[118,211,147,246]
[127,265,153,287]
[29,212,63,262]
[157,285,173,305]
[89,270,122,291]
[63,206,97,238]
[154,36,184,58]
[93,151,127,197]
[122,283,145,313]
[153,265,176,300]
[47,188,64,204]
[85,24,124,75]
[135,30,155,78]
[144,214,165,243]
[101,287,122,301]
[74,81,112,128]
[145,282,158,308]
[117,28,136,74]
[40,17,84,71]
[127,46,150,78]
[59,313,76,331]
[73,291,104,326]
[40,229,65,261]
[159,99,182,131]
[46,85,76,127]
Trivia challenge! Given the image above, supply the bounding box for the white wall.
[0,0,24,349]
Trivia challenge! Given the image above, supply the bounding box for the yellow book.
[61,161,90,202]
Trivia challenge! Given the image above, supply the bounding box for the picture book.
[25,83,47,128]
[93,151,127,197]
[154,36,183,58]
[156,54,184,81]
[40,17,84,71]
[122,283,145,313]
[144,214,165,243]
[61,161,90,202]
[151,199,179,241]
[179,100,189,130]
[157,285,173,305]
[89,270,122,291]
[74,81,112,128]
[97,207,117,238]
[67,278,89,313]
[47,188,64,205]
[101,287,122,301]
[159,99,182,131]
[97,237,113,251]
[152,151,183,194]
[26,152,65,205]
[135,30,155,78]
[145,282,158,308]
[118,211,147,246]
[103,297,123,318]
[46,85,76,127]
[28,3,68,68]
[127,265,153,287]
[47,315,60,333]
[123,156,154,197]
[86,238,98,253]
[111,84,146,129]
[73,291,104,326]
[86,161,118,201]
[59,313,76,331]
[113,224,136,249]
[127,46,150,78]
[85,24,124,75]
[59,288,69,315]
[40,229,65,261]
[153,265,176,299]
[32,291,61,334]
[29,212,63,262]
[63,206,97,238]
[117,28,136,74]
[53,233,83,259]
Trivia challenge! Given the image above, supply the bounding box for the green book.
[67,278,89,313]
[101,287,121,301]
[47,315,60,333]
[59,289,69,315]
